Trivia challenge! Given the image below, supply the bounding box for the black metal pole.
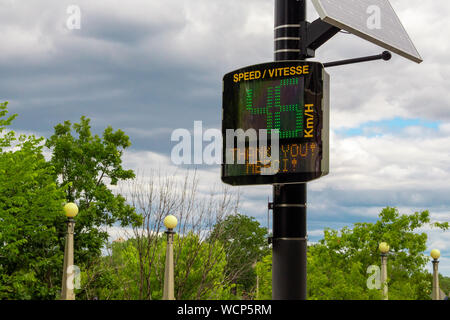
[274,0,304,61]
[272,0,308,300]
[272,184,307,300]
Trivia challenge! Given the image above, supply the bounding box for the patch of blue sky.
[336,117,441,137]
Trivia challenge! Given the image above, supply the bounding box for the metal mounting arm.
[323,51,392,68]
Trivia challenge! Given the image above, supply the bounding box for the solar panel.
[311,0,423,63]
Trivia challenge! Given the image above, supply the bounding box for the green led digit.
[246,89,253,111]
[245,78,301,138]
[268,78,301,138]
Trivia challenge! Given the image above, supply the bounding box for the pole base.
[272,238,307,300]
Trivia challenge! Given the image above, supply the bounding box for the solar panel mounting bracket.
[306,18,341,52]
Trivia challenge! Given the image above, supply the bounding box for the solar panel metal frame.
[311,0,423,63]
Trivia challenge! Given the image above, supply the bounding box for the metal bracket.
[323,51,392,68]
[295,18,342,59]
[300,21,315,59]
[307,18,341,50]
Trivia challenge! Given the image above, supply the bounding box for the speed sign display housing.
[222,61,330,186]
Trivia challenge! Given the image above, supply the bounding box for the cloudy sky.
[1,0,449,276]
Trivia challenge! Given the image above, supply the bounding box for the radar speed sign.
[221,61,330,186]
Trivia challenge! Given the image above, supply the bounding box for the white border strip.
[274,24,300,30]
[274,49,300,53]
[275,37,300,41]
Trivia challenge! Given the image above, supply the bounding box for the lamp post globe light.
[163,215,177,300]
[379,242,389,300]
[64,203,79,218]
[61,202,78,300]
[164,215,178,230]
[431,249,441,300]
[379,242,390,254]
[430,249,440,260]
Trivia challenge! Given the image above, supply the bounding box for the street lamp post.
[163,215,177,300]
[431,249,441,300]
[379,242,390,300]
[61,202,78,300]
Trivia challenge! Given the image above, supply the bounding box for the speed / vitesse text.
[233,65,310,83]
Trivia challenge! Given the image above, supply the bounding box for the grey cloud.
[1,1,275,153]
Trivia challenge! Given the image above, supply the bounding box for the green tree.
[77,240,142,300]
[307,243,383,300]
[255,207,448,300]
[79,234,234,300]
[174,233,234,300]
[210,214,270,298]
[45,116,142,266]
[439,275,450,297]
[0,105,142,299]
[255,254,272,300]
[0,102,67,299]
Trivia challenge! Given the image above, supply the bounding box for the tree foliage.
[45,116,142,264]
[210,214,270,297]
[0,102,67,299]
[440,275,450,297]
[255,254,272,300]
[79,234,234,300]
[78,171,241,300]
[256,207,449,300]
[0,102,140,299]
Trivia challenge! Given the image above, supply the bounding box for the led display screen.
[221,61,329,186]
